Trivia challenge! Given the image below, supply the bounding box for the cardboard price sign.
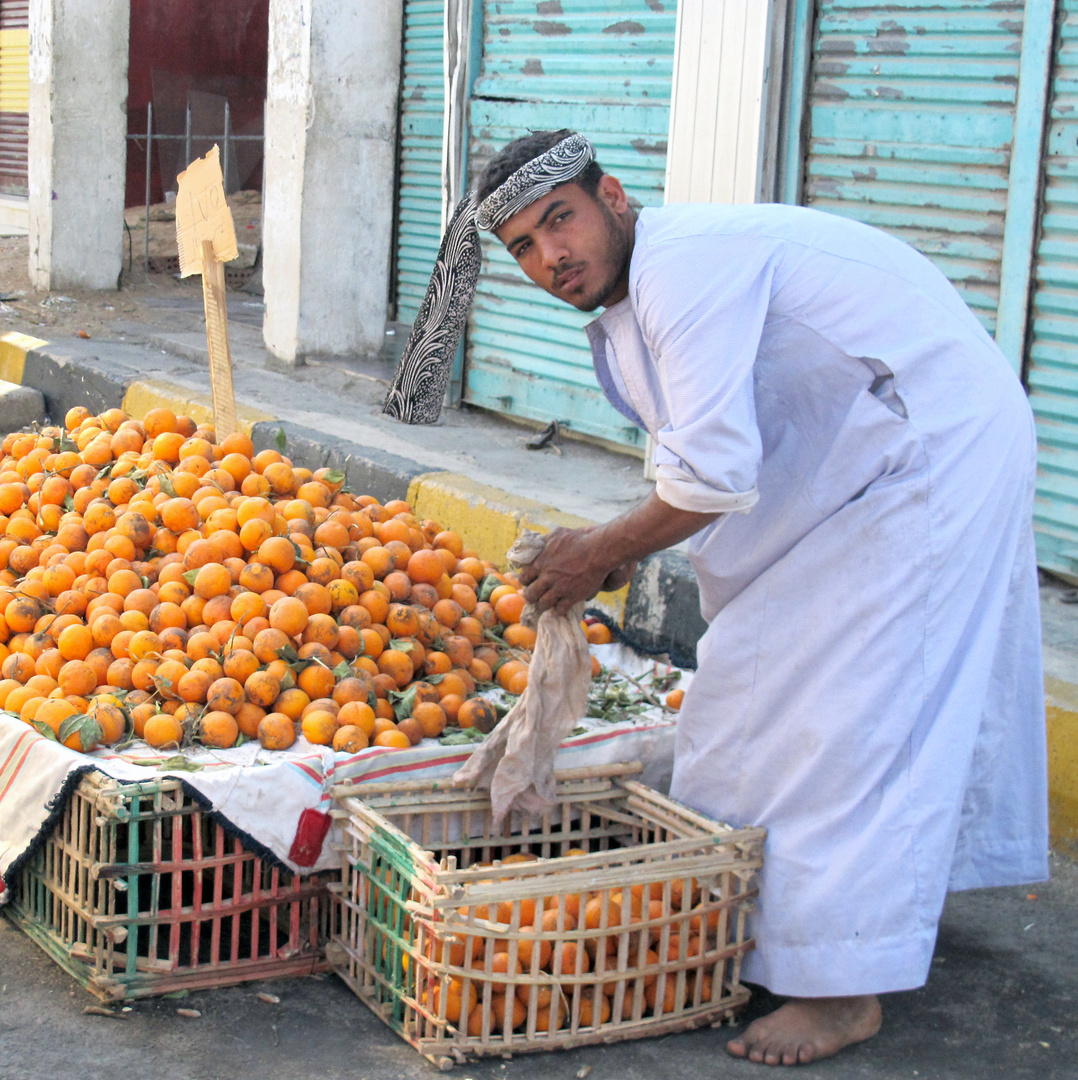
[175,145,240,439]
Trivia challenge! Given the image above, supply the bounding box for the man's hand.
[602,562,638,592]
[515,492,722,616]
[517,527,618,615]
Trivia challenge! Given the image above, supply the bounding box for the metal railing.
[125,99,264,272]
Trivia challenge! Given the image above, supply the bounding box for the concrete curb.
[122,379,274,436]
[250,419,430,507]
[1045,677,1078,858]
[0,332,47,384]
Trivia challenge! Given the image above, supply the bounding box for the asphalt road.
[1,855,1075,1080]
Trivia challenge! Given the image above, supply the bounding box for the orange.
[294,582,332,617]
[502,623,537,650]
[550,941,590,977]
[244,669,281,708]
[336,700,376,736]
[331,724,369,753]
[458,697,497,732]
[256,535,296,574]
[222,648,260,684]
[360,545,394,580]
[373,728,410,749]
[297,662,335,701]
[199,710,239,749]
[143,407,178,438]
[412,701,447,739]
[269,596,308,637]
[331,675,372,706]
[88,700,127,745]
[494,592,526,625]
[34,697,79,736]
[143,711,184,749]
[193,562,231,600]
[377,649,414,689]
[301,709,338,745]
[58,659,97,697]
[666,689,684,710]
[428,978,477,1024]
[257,712,296,750]
[274,686,310,721]
[127,629,162,662]
[55,623,93,662]
[159,498,200,534]
[206,676,244,714]
[239,561,275,594]
[496,660,528,693]
[234,701,266,738]
[176,668,212,703]
[432,598,463,630]
[439,693,464,724]
[406,549,444,586]
[396,716,424,745]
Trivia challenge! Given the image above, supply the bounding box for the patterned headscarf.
[383,134,596,424]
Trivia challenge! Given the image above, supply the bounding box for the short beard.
[571,200,631,312]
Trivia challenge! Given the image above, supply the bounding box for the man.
[384,131,1049,1066]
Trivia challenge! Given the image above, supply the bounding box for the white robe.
[586,203,1049,997]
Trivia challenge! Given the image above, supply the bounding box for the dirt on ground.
[0,189,261,344]
[0,234,207,342]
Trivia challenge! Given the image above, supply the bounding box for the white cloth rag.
[453,531,593,825]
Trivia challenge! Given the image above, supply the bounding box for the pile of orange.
[417,857,721,1034]
[0,406,546,755]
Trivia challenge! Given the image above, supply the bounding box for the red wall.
[126,0,269,207]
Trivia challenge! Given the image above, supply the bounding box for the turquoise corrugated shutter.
[799,1,1025,336]
[394,1,446,325]
[1028,0,1078,578]
[463,0,677,449]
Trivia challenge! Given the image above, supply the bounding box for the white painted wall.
[665,0,779,205]
[27,0,129,291]
[263,0,402,365]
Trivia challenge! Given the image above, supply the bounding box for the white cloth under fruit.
[586,202,1049,998]
[0,642,682,893]
[453,532,593,824]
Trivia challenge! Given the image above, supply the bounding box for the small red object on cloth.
[289,807,331,867]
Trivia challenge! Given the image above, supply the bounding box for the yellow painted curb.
[0,331,48,385]
[1046,676,1078,857]
[406,472,630,621]
[407,472,548,569]
[121,379,275,437]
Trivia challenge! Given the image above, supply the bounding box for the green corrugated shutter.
[1028,1,1078,577]
[463,0,678,449]
[394,0,446,326]
[798,1,1025,336]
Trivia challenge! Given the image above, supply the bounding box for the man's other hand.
[517,527,616,615]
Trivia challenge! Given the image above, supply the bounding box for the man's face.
[494,176,633,312]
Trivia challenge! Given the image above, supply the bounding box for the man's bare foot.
[726,995,882,1066]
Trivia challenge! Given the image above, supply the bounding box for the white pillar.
[665,0,781,205]
[27,0,129,291]
[263,0,402,366]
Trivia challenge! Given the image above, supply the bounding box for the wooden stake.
[175,145,241,441]
[201,238,239,439]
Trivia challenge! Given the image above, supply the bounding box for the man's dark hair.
[476,129,604,204]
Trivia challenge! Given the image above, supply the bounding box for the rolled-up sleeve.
[632,233,780,515]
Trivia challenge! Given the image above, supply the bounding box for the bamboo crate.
[328,763,765,1069]
[4,772,330,1001]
